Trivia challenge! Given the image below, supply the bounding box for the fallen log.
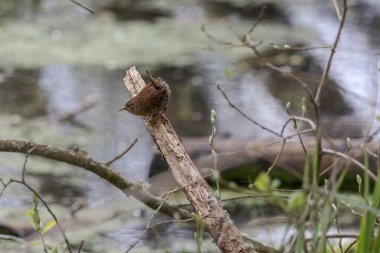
[149,137,378,194]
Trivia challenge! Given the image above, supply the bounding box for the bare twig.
[267,139,286,174]
[147,218,194,229]
[343,239,357,253]
[106,138,138,166]
[322,148,377,181]
[68,0,94,14]
[201,24,242,48]
[281,116,316,136]
[305,233,358,242]
[247,5,267,35]
[285,105,313,169]
[364,58,379,142]
[319,144,351,177]
[202,11,320,118]
[331,0,342,21]
[77,241,85,253]
[267,115,316,174]
[283,128,316,140]
[315,0,348,103]
[217,80,317,176]
[58,95,97,121]
[0,178,11,196]
[125,195,169,253]
[270,43,331,51]
[216,83,280,137]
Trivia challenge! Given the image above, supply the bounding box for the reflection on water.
[1,0,380,251]
[288,0,380,118]
[0,67,46,117]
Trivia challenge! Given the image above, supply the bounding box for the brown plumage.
[119,70,171,116]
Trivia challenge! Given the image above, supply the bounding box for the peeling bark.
[123,67,262,253]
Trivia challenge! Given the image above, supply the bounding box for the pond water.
[0,0,379,252]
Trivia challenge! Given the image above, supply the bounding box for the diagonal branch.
[122,67,276,253]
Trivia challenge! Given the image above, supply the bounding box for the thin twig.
[201,24,241,48]
[125,195,169,253]
[286,105,313,171]
[77,241,85,253]
[68,0,94,14]
[270,43,331,51]
[148,218,194,229]
[322,148,377,181]
[39,231,49,253]
[319,145,351,177]
[240,33,320,119]
[21,142,38,182]
[3,149,73,252]
[106,138,138,166]
[331,0,342,21]
[247,5,267,35]
[283,128,316,140]
[364,58,379,142]
[20,142,68,252]
[58,95,97,121]
[305,233,358,242]
[267,139,286,174]
[202,11,320,119]
[216,83,280,137]
[281,116,316,137]
[12,180,73,253]
[0,178,11,196]
[315,0,348,103]
[267,115,316,174]
[343,239,357,253]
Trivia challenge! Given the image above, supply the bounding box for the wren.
[119,70,171,116]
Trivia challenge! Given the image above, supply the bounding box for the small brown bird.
[119,70,171,116]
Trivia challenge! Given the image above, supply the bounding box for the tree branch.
[0,139,191,220]
[122,67,273,253]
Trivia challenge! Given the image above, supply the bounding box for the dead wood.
[123,67,272,253]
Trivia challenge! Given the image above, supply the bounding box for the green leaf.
[224,66,235,78]
[27,208,40,231]
[255,172,271,192]
[295,224,305,253]
[373,228,380,253]
[41,220,57,235]
[358,167,380,251]
[31,241,42,247]
[33,193,39,207]
[287,191,305,210]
